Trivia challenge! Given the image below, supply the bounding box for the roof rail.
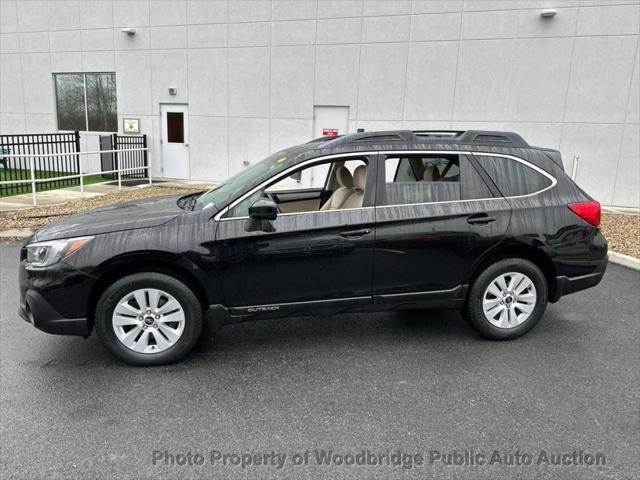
[458,130,529,147]
[330,130,415,145]
[320,129,529,148]
[413,130,464,139]
[307,135,341,144]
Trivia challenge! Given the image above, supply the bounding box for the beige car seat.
[321,166,355,210]
[423,165,440,181]
[341,165,367,209]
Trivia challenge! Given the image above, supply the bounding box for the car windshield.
[195,152,290,210]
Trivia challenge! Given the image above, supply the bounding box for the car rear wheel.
[95,272,203,366]
[465,258,547,340]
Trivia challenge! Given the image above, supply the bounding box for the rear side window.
[475,155,552,197]
[382,154,493,205]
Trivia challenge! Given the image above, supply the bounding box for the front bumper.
[19,257,95,337]
[19,290,89,336]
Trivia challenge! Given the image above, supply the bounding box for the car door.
[372,151,511,306]
[214,155,378,314]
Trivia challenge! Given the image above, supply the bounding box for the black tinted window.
[383,154,492,205]
[476,155,551,197]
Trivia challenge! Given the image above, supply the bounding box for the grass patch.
[0,168,105,197]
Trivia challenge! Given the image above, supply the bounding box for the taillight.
[568,201,601,227]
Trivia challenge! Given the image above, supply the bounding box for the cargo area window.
[475,155,552,197]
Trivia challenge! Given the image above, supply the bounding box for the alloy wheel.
[112,288,185,354]
[482,272,537,329]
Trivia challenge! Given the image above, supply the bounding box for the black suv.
[19,130,608,365]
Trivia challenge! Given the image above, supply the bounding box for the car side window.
[383,155,461,205]
[475,155,552,197]
[386,158,414,182]
[225,189,263,218]
[224,157,369,218]
[382,154,494,205]
[266,163,331,192]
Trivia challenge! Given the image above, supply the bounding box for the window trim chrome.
[220,206,375,221]
[213,150,557,221]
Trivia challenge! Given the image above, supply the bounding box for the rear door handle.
[339,228,372,238]
[467,214,496,225]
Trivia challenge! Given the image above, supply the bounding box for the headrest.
[423,166,440,181]
[336,166,353,188]
[353,165,367,191]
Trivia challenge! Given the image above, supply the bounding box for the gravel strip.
[2,191,638,259]
[600,212,640,258]
[0,186,201,232]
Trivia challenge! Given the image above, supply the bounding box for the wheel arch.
[86,252,210,332]
[467,242,558,304]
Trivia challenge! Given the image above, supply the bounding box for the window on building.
[54,73,117,132]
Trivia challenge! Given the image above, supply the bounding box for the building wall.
[0,0,638,206]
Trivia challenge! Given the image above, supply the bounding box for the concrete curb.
[0,228,33,239]
[608,251,640,272]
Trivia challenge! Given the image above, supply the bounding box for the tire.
[95,272,203,366]
[464,258,547,340]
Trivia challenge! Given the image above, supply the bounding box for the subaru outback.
[19,130,608,365]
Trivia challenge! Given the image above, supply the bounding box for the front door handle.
[467,214,496,225]
[339,228,372,238]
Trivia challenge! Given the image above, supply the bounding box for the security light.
[540,9,557,18]
[121,28,136,35]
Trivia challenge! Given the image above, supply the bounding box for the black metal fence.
[0,131,80,196]
[99,134,148,180]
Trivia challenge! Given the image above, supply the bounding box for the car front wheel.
[95,272,203,366]
[465,258,547,340]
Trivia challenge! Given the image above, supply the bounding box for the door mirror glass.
[249,197,278,221]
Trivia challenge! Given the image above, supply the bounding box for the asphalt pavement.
[1,241,638,480]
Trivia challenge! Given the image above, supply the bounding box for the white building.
[0,0,638,206]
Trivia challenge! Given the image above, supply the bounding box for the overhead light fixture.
[540,9,557,18]
[121,28,136,36]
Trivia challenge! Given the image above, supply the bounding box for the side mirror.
[249,197,278,221]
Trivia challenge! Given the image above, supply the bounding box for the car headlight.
[25,236,94,268]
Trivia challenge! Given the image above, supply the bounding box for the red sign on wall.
[322,128,339,137]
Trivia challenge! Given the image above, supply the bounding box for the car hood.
[34,195,185,242]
